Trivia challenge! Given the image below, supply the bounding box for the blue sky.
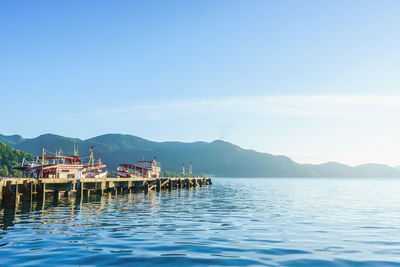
[1,0,400,166]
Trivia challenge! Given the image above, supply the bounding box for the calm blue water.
[2,178,400,266]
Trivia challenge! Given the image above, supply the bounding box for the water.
[2,178,400,266]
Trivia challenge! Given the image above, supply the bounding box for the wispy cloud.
[94,94,400,120]
[68,94,400,166]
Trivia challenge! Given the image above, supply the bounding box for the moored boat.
[13,146,107,179]
[117,157,161,178]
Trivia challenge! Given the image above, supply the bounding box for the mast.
[74,139,77,156]
[98,155,101,174]
[41,147,44,179]
[153,157,157,170]
[89,146,95,169]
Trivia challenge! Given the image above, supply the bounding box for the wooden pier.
[0,176,212,209]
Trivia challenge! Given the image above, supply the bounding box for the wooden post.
[4,181,17,208]
[35,182,45,205]
[30,182,34,203]
[3,205,16,229]
[156,179,161,192]
[21,180,32,202]
[144,182,149,194]
[128,181,132,194]
[42,183,46,203]
[168,179,172,190]
[83,188,89,198]
[76,180,82,199]
[115,186,119,195]
[41,148,44,179]
[80,182,84,198]
[38,182,46,203]
[10,183,19,206]
[100,182,105,195]
[54,190,59,201]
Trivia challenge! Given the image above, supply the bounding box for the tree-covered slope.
[0,142,33,177]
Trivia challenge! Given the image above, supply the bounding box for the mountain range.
[1,133,400,178]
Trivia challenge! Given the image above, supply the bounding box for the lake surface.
[2,178,400,266]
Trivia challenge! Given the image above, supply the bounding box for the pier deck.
[0,176,212,209]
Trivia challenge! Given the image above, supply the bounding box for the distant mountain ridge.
[0,134,24,147]
[1,133,400,178]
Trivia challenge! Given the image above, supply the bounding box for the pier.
[0,176,212,209]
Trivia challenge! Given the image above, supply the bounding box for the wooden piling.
[156,179,161,192]
[37,182,46,204]
[4,181,17,208]
[21,180,32,202]
[76,181,83,199]
[128,181,132,193]
[53,190,60,201]
[0,176,212,208]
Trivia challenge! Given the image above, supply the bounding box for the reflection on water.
[2,178,400,266]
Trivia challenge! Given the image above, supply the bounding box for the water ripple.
[2,178,400,266]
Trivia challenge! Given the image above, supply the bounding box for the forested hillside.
[0,142,33,176]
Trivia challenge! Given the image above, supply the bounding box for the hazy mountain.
[1,133,400,178]
[303,162,400,177]
[0,134,24,147]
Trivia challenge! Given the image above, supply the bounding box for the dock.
[0,176,212,209]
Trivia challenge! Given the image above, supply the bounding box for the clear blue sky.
[1,0,400,166]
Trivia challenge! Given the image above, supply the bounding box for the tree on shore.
[0,142,33,177]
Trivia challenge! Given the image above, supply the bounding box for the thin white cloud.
[71,94,400,166]
[94,94,400,119]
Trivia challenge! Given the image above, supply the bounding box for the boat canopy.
[119,163,152,170]
[38,155,82,163]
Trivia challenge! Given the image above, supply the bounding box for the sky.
[1,0,400,166]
